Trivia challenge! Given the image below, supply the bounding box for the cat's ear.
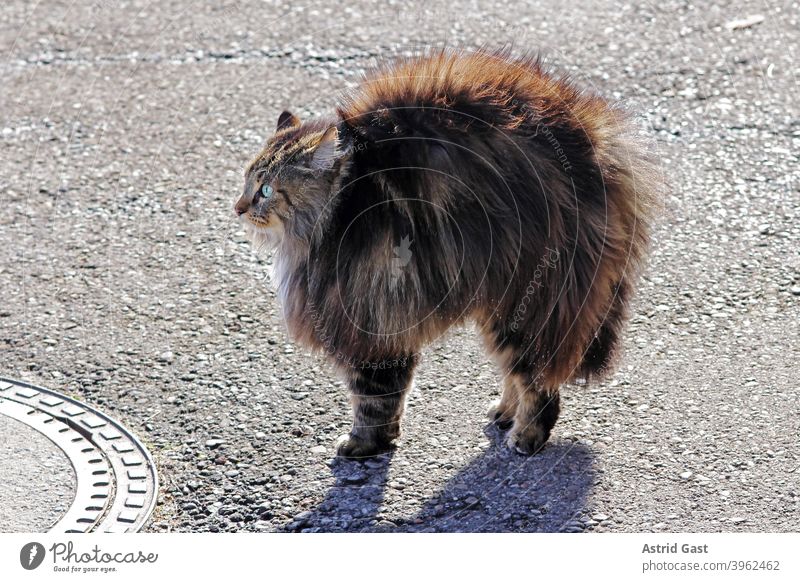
[309,126,340,171]
[277,110,301,131]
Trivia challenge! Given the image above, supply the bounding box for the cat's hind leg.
[505,374,560,455]
[480,324,561,454]
[336,355,418,459]
[480,330,522,431]
[487,375,519,430]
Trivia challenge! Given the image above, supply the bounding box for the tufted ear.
[309,126,340,171]
[276,110,301,131]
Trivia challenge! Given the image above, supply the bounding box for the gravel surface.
[1,0,798,533]
[0,415,76,532]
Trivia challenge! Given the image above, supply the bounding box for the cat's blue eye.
[261,184,274,198]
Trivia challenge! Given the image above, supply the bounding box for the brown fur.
[236,48,658,458]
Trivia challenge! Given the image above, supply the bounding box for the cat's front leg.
[336,356,418,459]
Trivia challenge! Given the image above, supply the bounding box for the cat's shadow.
[287,426,597,533]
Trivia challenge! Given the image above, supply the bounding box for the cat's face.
[237,111,343,248]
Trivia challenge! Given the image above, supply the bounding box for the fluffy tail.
[577,114,663,381]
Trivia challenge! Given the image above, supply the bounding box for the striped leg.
[487,375,519,430]
[481,324,561,455]
[336,355,418,459]
[506,374,560,455]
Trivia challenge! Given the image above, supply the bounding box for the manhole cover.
[0,377,158,533]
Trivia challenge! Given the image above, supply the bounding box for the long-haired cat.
[236,48,657,458]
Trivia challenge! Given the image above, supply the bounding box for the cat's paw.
[335,434,394,459]
[487,399,514,430]
[505,423,549,455]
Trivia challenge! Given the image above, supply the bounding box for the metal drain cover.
[0,377,158,533]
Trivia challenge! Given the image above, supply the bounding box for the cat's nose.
[234,199,249,216]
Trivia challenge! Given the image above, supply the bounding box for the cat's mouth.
[241,214,284,250]
[243,215,271,229]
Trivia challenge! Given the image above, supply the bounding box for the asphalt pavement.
[0,415,75,532]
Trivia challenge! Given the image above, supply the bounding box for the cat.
[236,48,658,458]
